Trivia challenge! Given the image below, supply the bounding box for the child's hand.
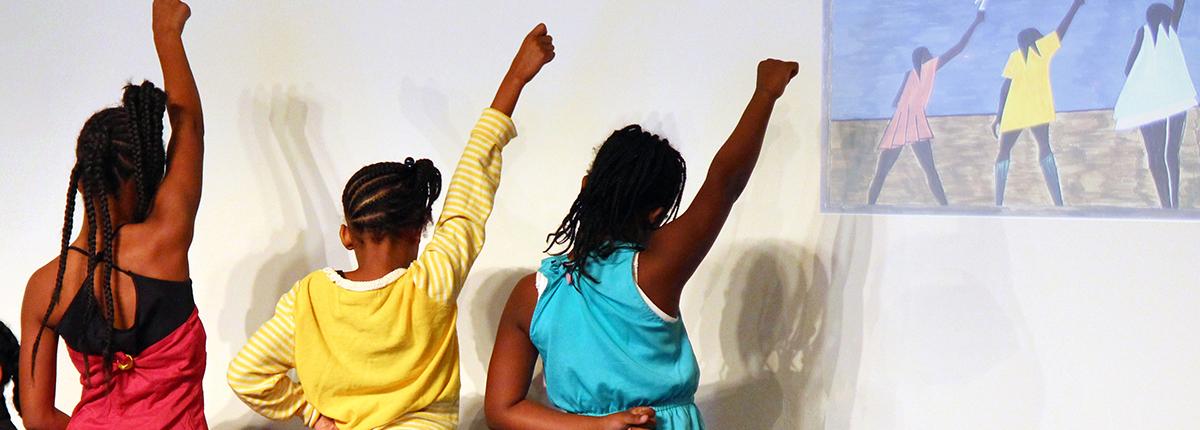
[755,59,800,100]
[507,23,556,85]
[152,0,191,38]
[599,407,657,430]
[313,415,338,430]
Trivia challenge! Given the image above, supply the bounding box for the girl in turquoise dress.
[484,59,798,430]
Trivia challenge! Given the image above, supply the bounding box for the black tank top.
[55,247,196,357]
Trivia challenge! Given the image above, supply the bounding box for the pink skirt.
[67,311,208,429]
[879,107,934,150]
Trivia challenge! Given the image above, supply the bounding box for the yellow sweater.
[228,108,516,429]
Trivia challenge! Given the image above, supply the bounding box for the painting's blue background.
[831,0,1200,120]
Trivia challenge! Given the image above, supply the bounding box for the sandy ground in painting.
[826,109,1200,216]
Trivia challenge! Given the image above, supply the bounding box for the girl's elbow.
[20,410,59,430]
[483,399,516,430]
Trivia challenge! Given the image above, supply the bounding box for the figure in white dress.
[1114,0,1196,209]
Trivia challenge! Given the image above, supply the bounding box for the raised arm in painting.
[1057,0,1086,41]
[940,11,986,68]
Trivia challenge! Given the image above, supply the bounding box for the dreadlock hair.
[341,157,442,241]
[545,125,687,282]
[30,81,167,382]
[0,321,19,416]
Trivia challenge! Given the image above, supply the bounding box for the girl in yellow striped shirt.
[227,24,555,430]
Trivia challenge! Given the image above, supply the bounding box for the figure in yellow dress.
[991,0,1086,207]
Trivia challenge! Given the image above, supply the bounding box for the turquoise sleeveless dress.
[529,246,704,429]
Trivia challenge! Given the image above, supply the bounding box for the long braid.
[123,81,167,220]
[545,125,687,281]
[29,167,79,378]
[96,181,117,373]
[80,157,102,383]
[32,83,167,384]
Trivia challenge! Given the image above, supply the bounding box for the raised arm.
[145,0,205,247]
[1173,0,1185,29]
[637,59,798,316]
[485,276,656,430]
[939,11,986,68]
[409,24,553,303]
[1126,27,1145,76]
[992,79,1012,138]
[492,23,555,116]
[1057,0,1086,41]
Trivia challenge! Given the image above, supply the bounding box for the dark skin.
[310,23,556,430]
[18,1,203,429]
[992,0,1086,138]
[484,59,799,430]
[1126,0,1185,76]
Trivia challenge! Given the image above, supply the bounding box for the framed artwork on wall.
[823,0,1200,218]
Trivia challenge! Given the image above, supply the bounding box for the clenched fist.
[755,59,799,100]
[508,23,556,84]
[153,0,191,38]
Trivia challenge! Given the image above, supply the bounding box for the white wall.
[0,1,1197,429]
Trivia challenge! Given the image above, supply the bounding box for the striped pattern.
[410,108,514,303]
[226,287,321,426]
[227,109,516,429]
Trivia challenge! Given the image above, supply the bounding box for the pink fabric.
[879,57,941,149]
[66,310,208,430]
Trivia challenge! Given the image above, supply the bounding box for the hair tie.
[404,157,416,168]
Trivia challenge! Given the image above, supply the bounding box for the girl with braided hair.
[484,59,799,430]
[228,23,555,430]
[18,1,206,428]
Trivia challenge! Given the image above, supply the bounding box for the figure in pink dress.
[868,11,985,206]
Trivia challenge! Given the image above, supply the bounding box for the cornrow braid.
[341,157,442,240]
[122,81,167,221]
[29,167,79,378]
[31,82,168,383]
[545,125,687,282]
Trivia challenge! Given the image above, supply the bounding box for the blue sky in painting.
[830,0,1200,120]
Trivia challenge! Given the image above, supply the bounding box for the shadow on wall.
[213,86,342,430]
[697,216,874,429]
[457,268,550,430]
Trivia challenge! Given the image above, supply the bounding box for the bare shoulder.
[22,258,68,321]
[502,273,540,332]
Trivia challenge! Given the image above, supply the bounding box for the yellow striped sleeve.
[411,108,516,303]
[227,285,319,426]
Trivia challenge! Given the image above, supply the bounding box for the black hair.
[1018,28,1044,57]
[30,81,167,382]
[0,321,19,416]
[545,125,687,281]
[1148,3,1175,40]
[341,157,442,240]
[912,47,933,71]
